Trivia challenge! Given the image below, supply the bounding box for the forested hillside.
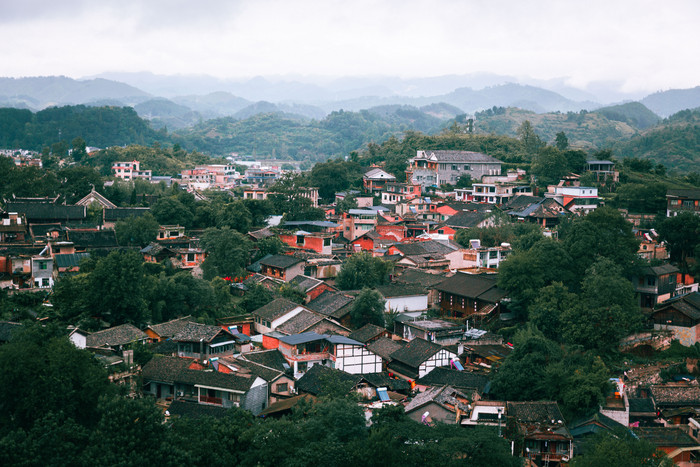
[613,109,700,172]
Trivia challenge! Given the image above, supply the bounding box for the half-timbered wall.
[417,349,457,378]
[335,344,382,374]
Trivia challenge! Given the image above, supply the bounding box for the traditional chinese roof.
[54,252,91,269]
[348,324,386,344]
[288,275,324,293]
[504,196,567,219]
[654,292,700,321]
[507,401,566,424]
[376,283,427,298]
[307,290,354,319]
[251,298,303,322]
[5,202,86,222]
[434,273,507,303]
[416,367,490,394]
[392,240,458,257]
[228,357,284,383]
[247,227,275,241]
[172,322,229,343]
[651,385,700,408]
[177,367,259,392]
[667,188,700,199]
[147,316,193,339]
[65,229,118,249]
[394,269,448,287]
[295,364,363,396]
[444,211,491,229]
[258,394,316,417]
[275,310,324,335]
[240,349,289,373]
[389,337,444,368]
[361,372,411,392]
[142,355,193,384]
[75,189,117,209]
[634,427,699,447]
[404,385,471,413]
[86,323,148,348]
[259,254,304,269]
[366,337,404,361]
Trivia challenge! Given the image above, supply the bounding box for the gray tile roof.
[507,401,566,424]
[404,385,471,413]
[389,338,443,368]
[87,324,148,348]
[275,310,324,335]
[240,349,289,373]
[296,364,362,396]
[376,283,427,298]
[142,355,193,384]
[434,273,506,303]
[251,298,302,322]
[5,202,86,222]
[259,254,304,269]
[367,337,405,361]
[147,316,193,339]
[307,291,354,319]
[54,252,91,268]
[172,322,228,343]
[167,400,230,419]
[444,211,490,229]
[289,275,324,292]
[228,357,283,383]
[177,367,258,392]
[394,269,448,287]
[347,324,386,343]
[415,367,490,394]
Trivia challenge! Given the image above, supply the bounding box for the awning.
[209,340,235,348]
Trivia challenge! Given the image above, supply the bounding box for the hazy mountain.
[419,102,465,120]
[133,98,203,130]
[641,86,700,118]
[0,76,150,109]
[593,102,661,130]
[171,92,251,118]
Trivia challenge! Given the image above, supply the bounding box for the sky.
[1,0,699,94]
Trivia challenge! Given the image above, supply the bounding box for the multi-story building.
[472,182,532,204]
[244,168,281,187]
[343,209,379,240]
[380,182,421,204]
[111,160,152,181]
[545,185,599,214]
[666,188,700,217]
[407,150,502,189]
[585,160,619,184]
[363,168,396,193]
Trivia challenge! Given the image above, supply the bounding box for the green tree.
[70,136,87,162]
[555,131,569,151]
[0,324,110,433]
[152,196,194,228]
[561,258,642,351]
[571,431,671,467]
[531,146,569,185]
[350,288,385,328]
[200,227,251,280]
[455,173,473,188]
[336,252,393,290]
[88,250,150,326]
[658,212,700,276]
[214,199,253,233]
[528,281,578,341]
[114,213,160,247]
[517,120,544,155]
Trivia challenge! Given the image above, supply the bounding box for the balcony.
[199,395,222,406]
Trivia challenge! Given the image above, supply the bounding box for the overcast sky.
[1,0,698,93]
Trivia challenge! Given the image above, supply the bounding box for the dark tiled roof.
[251,298,302,322]
[229,357,283,382]
[172,322,228,343]
[87,323,148,348]
[394,269,448,287]
[103,207,150,221]
[367,337,405,361]
[66,230,118,248]
[420,150,501,164]
[29,223,64,240]
[505,196,567,219]
[54,252,91,269]
[0,321,22,342]
[389,338,443,368]
[295,364,362,396]
[655,292,700,321]
[142,355,193,384]
[651,385,700,407]
[641,264,680,276]
[393,240,457,257]
[434,273,506,303]
[275,310,323,335]
[289,275,323,292]
[258,394,315,417]
[404,385,471,413]
[307,291,354,319]
[444,211,490,229]
[629,398,656,414]
[667,188,700,199]
[259,254,303,269]
[241,349,289,373]
[415,367,490,393]
[177,368,258,392]
[507,401,566,424]
[248,227,275,240]
[5,202,86,221]
[167,400,230,419]
[147,317,193,339]
[348,324,386,343]
[634,427,698,447]
[361,372,411,392]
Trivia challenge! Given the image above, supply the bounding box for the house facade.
[666,188,700,217]
[407,150,502,189]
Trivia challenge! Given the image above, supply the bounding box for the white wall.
[385,295,429,313]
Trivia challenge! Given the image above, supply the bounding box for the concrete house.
[407,150,502,189]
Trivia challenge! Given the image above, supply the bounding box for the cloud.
[0,0,698,93]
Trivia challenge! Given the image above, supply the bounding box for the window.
[39,262,47,270]
[451,165,457,171]
[276,383,288,392]
[323,237,331,246]
[296,235,305,245]
[297,362,308,373]
[464,165,470,170]
[187,253,195,262]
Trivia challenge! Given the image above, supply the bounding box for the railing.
[199,395,222,405]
